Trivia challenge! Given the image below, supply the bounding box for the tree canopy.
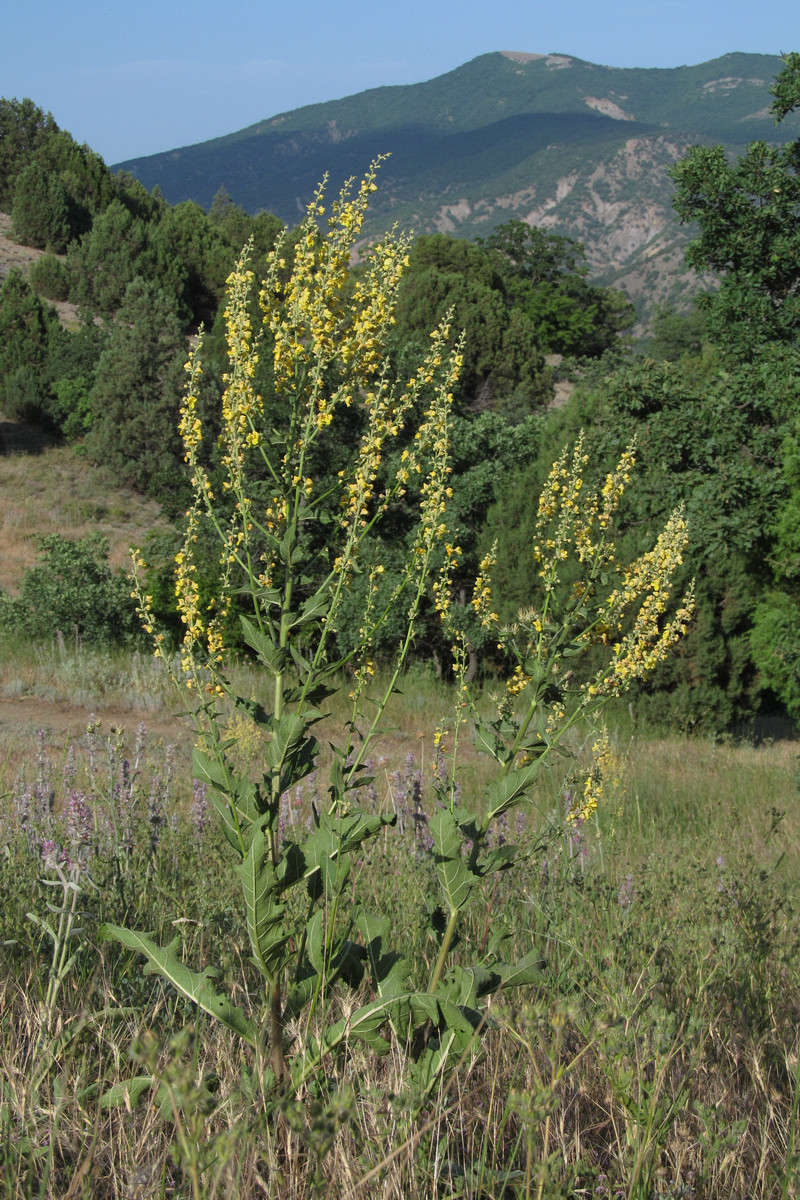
[671,52,800,357]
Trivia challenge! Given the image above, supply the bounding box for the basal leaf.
[356,912,409,999]
[491,949,546,990]
[99,1075,170,1113]
[99,926,256,1046]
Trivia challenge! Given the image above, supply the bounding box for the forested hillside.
[1,51,799,733]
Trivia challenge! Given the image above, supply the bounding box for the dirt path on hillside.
[0,695,194,742]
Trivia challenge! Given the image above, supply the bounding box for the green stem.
[429,907,459,993]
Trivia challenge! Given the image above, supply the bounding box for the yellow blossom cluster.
[505,664,532,700]
[409,389,458,584]
[134,162,465,743]
[178,348,204,457]
[472,435,693,838]
[533,436,636,585]
[471,544,500,629]
[259,161,397,441]
[573,443,635,563]
[433,540,462,626]
[585,506,695,698]
[567,726,625,824]
[218,261,262,489]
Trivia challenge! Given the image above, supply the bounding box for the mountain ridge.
[113,51,800,328]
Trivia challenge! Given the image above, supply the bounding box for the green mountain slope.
[114,51,800,327]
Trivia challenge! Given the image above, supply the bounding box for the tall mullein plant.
[426,436,696,994]
[106,167,695,1107]
[114,164,463,1087]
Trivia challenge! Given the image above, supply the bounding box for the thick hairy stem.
[266,536,296,1085]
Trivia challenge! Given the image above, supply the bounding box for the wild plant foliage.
[112,165,694,1109]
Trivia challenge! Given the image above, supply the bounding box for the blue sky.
[2,0,799,164]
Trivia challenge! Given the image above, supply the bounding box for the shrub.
[28,252,70,302]
[1,532,139,646]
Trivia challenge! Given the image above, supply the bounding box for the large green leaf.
[290,585,332,630]
[490,949,545,990]
[193,747,261,852]
[235,825,290,981]
[265,711,319,794]
[239,614,286,675]
[99,925,256,1046]
[430,808,475,914]
[303,810,395,893]
[98,1075,170,1113]
[472,716,515,765]
[356,912,408,1000]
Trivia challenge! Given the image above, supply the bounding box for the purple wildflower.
[617,874,634,911]
[65,790,93,865]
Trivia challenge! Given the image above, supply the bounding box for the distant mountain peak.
[498,51,548,63]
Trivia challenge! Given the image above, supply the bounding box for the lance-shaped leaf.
[235,824,290,981]
[430,808,476,915]
[99,926,256,1046]
[193,748,261,852]
[472,717,515,766]
[290,586,331,630]
[303,810,396,893]
[477,843,518,877]
[239,614,287,675]
[265,713,308,771]
[265,712,319,795]
[484,757,542,823]
[283,971,319,1024]
[233,694,274,729]
[303,909,366,988]
[98,1075,170,1113]
[295,993,410,1080]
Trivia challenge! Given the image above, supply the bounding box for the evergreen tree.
[84,277,187,496]
[0,97,58,209]
[391,233,552,414]
[150,200,230,321]
[67,199,153,317]
[0,268,58,412]
[36,128,115,238]
[113,170,165,224]
[11,159,71,251]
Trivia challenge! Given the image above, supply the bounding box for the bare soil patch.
[0,693,192,743]
[0,210,81,327]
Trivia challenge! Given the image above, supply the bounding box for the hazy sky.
[3,0,799,164]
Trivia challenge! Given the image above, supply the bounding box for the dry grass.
[2,691,800,1198]
[0,424,171,592]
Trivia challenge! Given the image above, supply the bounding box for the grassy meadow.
[1,638,799,1200]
